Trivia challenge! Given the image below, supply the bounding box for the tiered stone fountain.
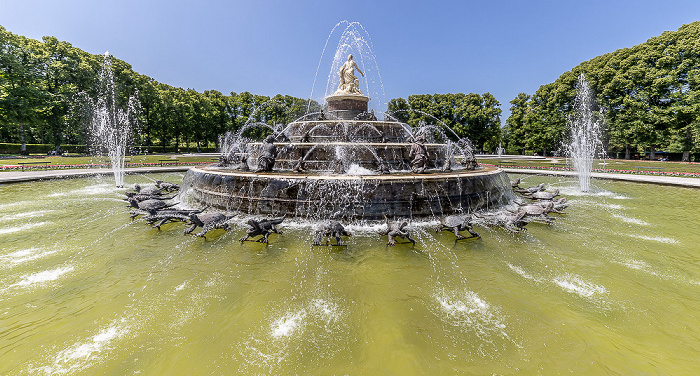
[181,56,513,220]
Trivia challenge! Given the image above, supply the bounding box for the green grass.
[4,153,700,177]
[478,157,700,175]
[0,153,218,169]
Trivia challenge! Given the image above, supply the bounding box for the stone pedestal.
[325,94,370,120]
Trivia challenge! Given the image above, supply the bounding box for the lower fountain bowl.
[180,166,514,220]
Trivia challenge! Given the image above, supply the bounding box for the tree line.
[0,26,318,154]
[387,93,502,152]
[3,21,700,159]
[503,21,700,160]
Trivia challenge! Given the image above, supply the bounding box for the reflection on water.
[0,173,699,374]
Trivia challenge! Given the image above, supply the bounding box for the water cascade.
[181,25,512,220]
[566,73,605,192]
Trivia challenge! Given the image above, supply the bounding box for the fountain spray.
[87,52,140,187]
[566,73,605,192]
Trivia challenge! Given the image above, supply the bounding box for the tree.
[387,97,410,123]
[0,29,45,153]
[504,93,530,154]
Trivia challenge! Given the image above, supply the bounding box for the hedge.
[0,143,86,154]
[0,143,219,155]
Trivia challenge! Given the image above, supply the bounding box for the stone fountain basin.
[181,165,513,220]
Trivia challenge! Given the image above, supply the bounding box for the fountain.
[496,143,505,157]
[3,23,699,375]
[566,73,605,192]
[85,52,140,187]
[181,28,513,220]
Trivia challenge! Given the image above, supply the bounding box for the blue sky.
[3,0,700,120]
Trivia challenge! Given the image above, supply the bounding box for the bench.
[498,161,516,167]
[634,166,664,172]
[159,159,178,167]
[18,161,51,172]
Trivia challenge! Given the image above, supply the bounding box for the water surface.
[0,173,698,374]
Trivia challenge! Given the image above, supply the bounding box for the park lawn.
[0,154,217,168]
[477,157,700,175]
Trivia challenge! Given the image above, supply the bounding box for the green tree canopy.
[505,21,700,160]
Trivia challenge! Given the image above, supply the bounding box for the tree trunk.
[624,144,631,160]
[649,146,656,160]
[683,128,692,162]
[18,123,28,155]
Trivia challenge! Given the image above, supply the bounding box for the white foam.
[615,258,659,276]
[556,185,628,199]
[611,214,649,226]
[311,299,337,317]
[14,266,74,287]
[628,234,678,244]
[604,203,624,210]
[37,321,128,374]
[0,221,48,235]
[344,164,377,176]
[271,309,307,338]
[48,183,115,197]
[506,263,541,282]
[270,299,341,338]
[0,210,51,222]
[433,289,508,339]
[174,282,187,292]
[0,247,57,266]
[620,259,649,270]
[553,274,607,298]
[266,218,436,235]
[0,201,35,211]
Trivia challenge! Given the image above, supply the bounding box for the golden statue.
[335,54,364,95]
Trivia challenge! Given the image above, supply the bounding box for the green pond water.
[0,172,698,375]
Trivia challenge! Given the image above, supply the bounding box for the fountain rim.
[245,141,461,147]
[324,93,370,102]
[190,165,502,182]
[287,120,402,124]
